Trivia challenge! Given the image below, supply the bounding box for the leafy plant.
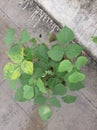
[92,36,97,44]
[4,26,88,121]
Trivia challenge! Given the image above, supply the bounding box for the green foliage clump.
[4,26,88,121]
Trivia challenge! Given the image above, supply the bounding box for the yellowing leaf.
[8,45,24,63]
[4,62,20,80]
[21,60,34,75]
[21,47,24,57]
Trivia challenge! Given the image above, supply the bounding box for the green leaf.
[62,95,77,103]
[68,82,85,91]
[33,68,44,78]
[33,44,48,62]
[24,47,33,61]
[48,97,61,107]
[34,60,48,71]
[58,60,73,72]
[23,85,34,99]
[34,94,47,105]
[48,45,64,61]
[37,78,47,93]
[21,60,33,75]
[53,83,67,95]
[47,78,61,90]
[4,28,15,47]
[56,26,74,44]
[20,73,31,85]
[28,78,37,86]
[8,44,24,63]
[15,87,27,102]
[64,73,85,91]
[38,105,52,121]
[68,72,85,83]
[92,36,97,44]
[9,79,19,90]
[19,30,31,44]
[75,56,88,70]
[4,62,21,80]
[65,43,83,58]
[34,87,39,98]
[30,38,37,44]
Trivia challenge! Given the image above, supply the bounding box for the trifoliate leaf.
[62,95,77,103]
[21,60,33,75]
[4,28,15,47]
[68,71,85,83]
[58,60,73,72]
[48,45,64,61]
[4,62,20,80]
[56,26,75,44]
[37,78,47,93]
[23,85,34,99]
[75,56,88,70]
[38,105,52,121]
[65,43,83,58]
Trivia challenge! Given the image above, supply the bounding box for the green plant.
[92,36,97,44]
[4,26,88,121]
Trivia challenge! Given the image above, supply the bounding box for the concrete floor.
[0,0,97,130]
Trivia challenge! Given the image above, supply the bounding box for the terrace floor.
[0,0,97,130]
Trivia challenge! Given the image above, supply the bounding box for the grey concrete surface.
[36,0,97,61]
[0,0,97,130]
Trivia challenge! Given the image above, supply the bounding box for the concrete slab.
[46,92,97,130]
[0,81,43,130]
[0,9,16,84]
[81,60,97,109]
[35,0,97,60]
[0,0,60,41]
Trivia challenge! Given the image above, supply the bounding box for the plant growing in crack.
[4,26,88,121]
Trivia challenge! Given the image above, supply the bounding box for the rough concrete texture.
[0,0,97,130]
[36,0,97,61]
